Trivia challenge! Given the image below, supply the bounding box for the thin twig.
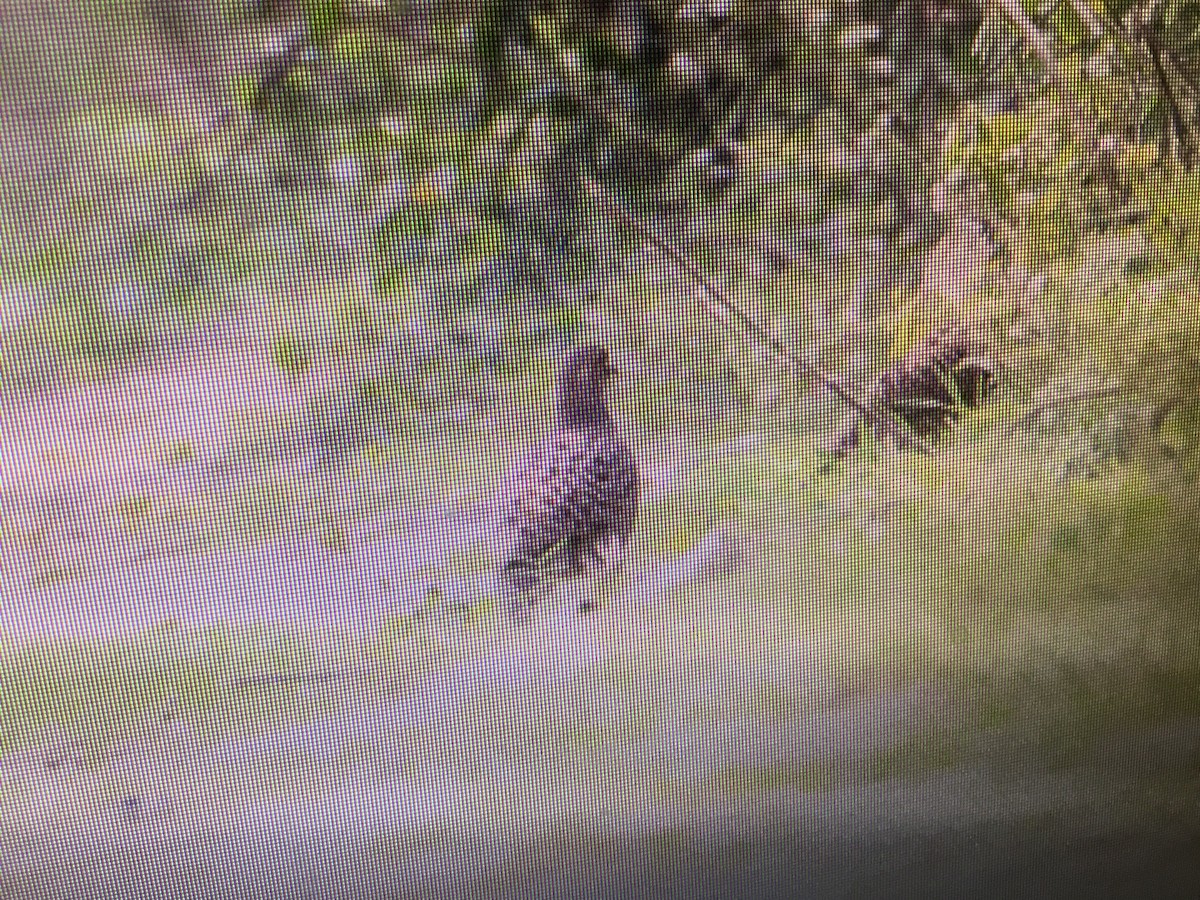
[584,178,933,454]
[123,21,313,260]
[234,667,369,689]
[991,0,1122,189]
[1140,19,1196,168]
[1082,1,1198,168]
[1007,383,1123,433]
[1162,44,1200,98]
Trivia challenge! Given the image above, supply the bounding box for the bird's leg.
[500,557,543,620]
[508,597,535,623]
[574,545,605,614]
[507,577,547,622]
[576,541,633,615]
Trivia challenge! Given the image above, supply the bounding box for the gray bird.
[500,344,639,611]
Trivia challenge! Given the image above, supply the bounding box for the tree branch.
[584,178,933,454]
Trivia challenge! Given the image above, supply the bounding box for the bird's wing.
[504,429,591,551]
[597,436,639,546]
[502,427,640,577]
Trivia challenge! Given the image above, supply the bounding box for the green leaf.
[271,333,312,376]
[332,27,367,61]
[302,0,345,44]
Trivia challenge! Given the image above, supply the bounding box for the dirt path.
[3,508,1198,898]
[3,666,1198,899]
[2,345,1199,899]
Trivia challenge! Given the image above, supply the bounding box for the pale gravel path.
[2,513,1197,899]
[1,343,1198,900]
[2,676,1197,900]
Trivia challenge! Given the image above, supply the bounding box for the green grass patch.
[0,619,314,761]
[0,604,502,764]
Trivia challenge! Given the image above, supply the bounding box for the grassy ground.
[2,358,1198,775]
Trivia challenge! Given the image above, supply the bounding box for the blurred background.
[1,1,1199,897]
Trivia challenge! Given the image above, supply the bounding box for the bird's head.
[557,343,616,428]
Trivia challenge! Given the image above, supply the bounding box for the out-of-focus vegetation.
[7,0,1200,436]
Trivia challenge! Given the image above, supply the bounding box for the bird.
[829,321,996,456]
[499,343,639,613]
